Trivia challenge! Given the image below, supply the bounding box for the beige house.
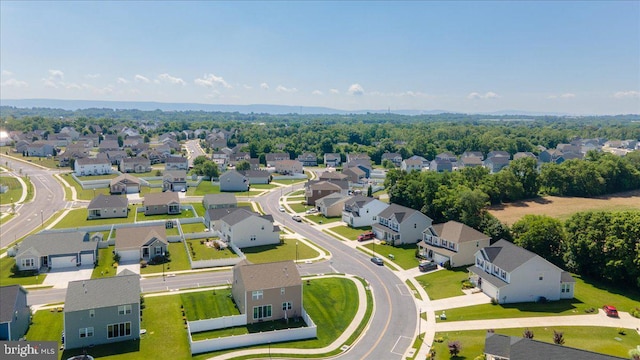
[231,260,302,324]
[110,174,141,194]
[115,225,168,262]
[274,160,303,175]
[119,157,151,173]
[143,192,180,215]
[418,221,491,267]
[87,194,128,220]
[305,181,343,206]
[315,193,351,217]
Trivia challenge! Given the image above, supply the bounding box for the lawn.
[405,279,423,300]
[242,240,320,264]
[431,326,640,360]
[415,267,470,300]
[52,207,135,229]
[60,173,111,200]
[135,208,196,221]
[187,180,220,196]
[18,156,60,169]
[306,214,342,225]
[0,255,45,286]
[289,190,305,196]
[129,170,162,178]
[363,242,420,270]
[250,183,278,190]
[186,202,206,217]
[186,239,237,261]
[181,288,239,321]
[271,179,307,186]
[24,309,64,350]
[180,222,208,233]
[76,173,118,181]
[91,246,117,279]
[191,317,308,341]
[0,176,22,204]
[329,225,372,240]
[0,213,15,225]
[288,201,309,213]
[140,242,191,275]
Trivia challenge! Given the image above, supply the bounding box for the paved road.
[183,139,206,168]
[0,155,68,248]
[256,184,418,360]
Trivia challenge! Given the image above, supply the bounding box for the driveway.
[43,265,94,289]
[117,261,141,275]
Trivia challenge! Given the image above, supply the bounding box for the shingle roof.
[115,225,167,250]
[220,208,266,226]
[0,285,27,323]
[344,195,375,208]
[316,193,350,207]
[319,172,348,180]
[64,271,140,312]
[203,193,237,206]
[242,170,270,178]
[431,221,489,244]
[309,181,342,191]
[235,260,301,292]
[75,157,110,166]
[143,192,179,206]
[110,173,141,185]
[378,204,420,224]
[165,156,188,163]
[87,194,128,210]
[16,232,94,258]
[480,239,538,272]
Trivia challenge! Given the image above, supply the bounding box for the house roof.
[110,173,141,186]
[561,271,576,283]
[378,203,422,224]
[65,271,140,312]
[324,153,340,161]
[484,333,626,360]
[203,193,237,206]
[88,194,128,210]
[468,265,507,288]
[220,208,267,226]
[344,195,377,209]
[319,171,348,181]
[75,157,110,166]
[241,170,270,178]
[163,170,187,180]
[235,260,301,291]
[121,157,150,165]
[143,192,179,206]
[479,239,541,272]
[309,180,342,191]
[115,225,167,250]
[206,207,244,221]
[0,285,27,323]
[429,221,489,244]
[343,166,365,177]
[220,169,246,181]
[165,156,188,163]
[316,193,351,208]
[461,156,483,165]
[16,231,94,258]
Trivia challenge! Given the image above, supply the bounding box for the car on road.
[279,206,286,212]
[418,261,437,272]
[305,208,317,214]
[357,231,375,241]
[370,257,384,266]
[292,215,302,222]
[603,305,619,317]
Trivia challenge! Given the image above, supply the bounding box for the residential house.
[14,232,98,271]
[484,333,625,360]
[242,170,271,184]
[162,170,187,192]
[63,271,141,350]
[26,141,55,157]
[342,167,366,184]
[513,152,537,161]
[265,152,290,167]
[205,207,242,231]
[319,171,348,182]
[0,285,30,341]
[418,221,491,267]
[59,126,80,140]
[219,170,249,192]
[462,151,484,159]
[219,209,280,248]
[538,149,565,164]
[429,158,452,172]
[344,159,372,178]
[102,150,128,165]
[87,194,128,220]
[229,152,251,167]
[436,152,457,162]
[346,153,370,162]
[143,192,180,215]
[315,193,351,217]
[47,133,72,147]
[381,152,403,167]
[98,140,121,153]
[468,239,575,304]
[275,160,303,175]
[487,150,510,159]
[15,140,30,154]
[165,156,189,171]
[323,153,341,167]
[372,204,433,246]
[483,156,510,173]
[305,181,343,206]
[74,157,112,176]
[231,260,302,325]
[460,156,483,168]
[115,225,168,262]
[248,158,260,170]
[203,193,237,210]
[401,155,428,172]
[110,174,141,194]
[342,195,389,228]
[297,153,318,167]
[119,157,151,173]
[211,151,229,167]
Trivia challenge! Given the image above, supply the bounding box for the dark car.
[370,257,384,266]
[603,305,619,317]
[419,261,438,272]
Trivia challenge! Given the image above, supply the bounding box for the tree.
[236,160,251,171]
[448,340,462,356]
[192,160,219,179]
[509,157,539,198]
[553,330,565,345]
[523,328,534,339]
[367,184,373,197]
[117,135,124,147]
[192,155,208,167]
[511,215,565,266]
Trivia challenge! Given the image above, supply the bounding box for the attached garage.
[117,250,140,262]
[80,252,95,266]
[50,255,77,269]
[432,252,450,266]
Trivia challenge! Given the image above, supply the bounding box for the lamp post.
[40,210,43,228]
[295,241,299,264]
[162,250,165,281]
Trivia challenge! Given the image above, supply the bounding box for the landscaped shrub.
[523,328,534,339]
[617,328,626,335]
[448,340,462,356]
[584,307,596,313]
[434,336,444,343]
[461,280,474,289]
[140,260,147,268]
[443,260,451,270]
[630,307,640,319]
[490,297,499,305]
[553,330,565,345]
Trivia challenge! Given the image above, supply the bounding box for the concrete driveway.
[43,265,94,289]
[117,261,141,275]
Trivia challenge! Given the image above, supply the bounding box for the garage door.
[118,250,140,262]
[126,185,139,194]
[433,253,450,266]
[80,253,95,266]
[50,255,77,269]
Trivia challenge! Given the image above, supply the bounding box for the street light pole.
[40,210,43,228]
[162,250,165,281]
[296,241,298,264]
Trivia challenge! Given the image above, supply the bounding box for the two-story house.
[372,204,433,246]
[315,193,351,217]
[297,153,318,167]
[219,209,280,248]
[74,158,112,176]
[418,221,491,267]
[341,195,389,228]
[63,270,141,350]
[305,181,343,206]
[165,156,189,171]
[275,160,303,175]
[119,157,151,173]
[0,285,30,341]
[162,170,187,192]
[265,152,290,167]
[468,239,575,304]
[219,170,249,192]
[401,155,428,172]
[381,152,403,167]
[87,194,129,220]
[323,153,341,167]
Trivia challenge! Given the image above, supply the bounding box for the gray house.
[202,193,237,210]
[241,170,271,184]
[63,270,141,350]
[372,204,433,246]
[87,194,128,220]
[0,285,30,341]
[162,170,187,192]
[14,232,98,272]
[219,170,249,192]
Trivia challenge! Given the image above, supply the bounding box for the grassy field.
[24,309,64,349]
[140,242,191,275]
[181,288,238,321]
[305,213,342,225]
[180,222,208,233]
[186,239,237,261]
[187,180,220,196]
[60,173,111,200]
[415,267,469,300]
[329,225,372,240]
[488,189,640,225]
[363,242,420,270]
[0,176,22,204]
[243,240,320,264]
[288,201,309,213]
[272,179,307,185]
[186,202,206,217]
[250,183,278,190]
[91,246,117,279]
[0,255,46,286]
[53,207,135,229]
[76,173,118,181]
[136,208,195,221]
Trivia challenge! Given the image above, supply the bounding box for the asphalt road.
[183,139,206,168]
[0,155,68,248]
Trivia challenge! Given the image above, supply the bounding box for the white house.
[341,195,388,228]
[219,170,249,192]
[372,204,432,246]
[468,239,575,304]
[74,157,112,176]
[220,209,280,248]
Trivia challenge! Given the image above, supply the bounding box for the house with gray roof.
[418,220,491,267]
[401,155,428,172]
[87,194,128,219]
[484,332,625,360]
[483,156,510,173]
[203,193,237,210]
[98,140,121,153]
[119,157,151,173]
[430,158,453,172]
[231,260,302,325]
[204,207,243,232]
[341,195,388,228]
[381,152,403,167]
[220,209,280,248]
[110,174,141,194]
[372,204,433,246]
[305,180,343,206]
[63,270,141,350]
[468,239,575,304]
[323,153,341,167]
[143,192,180,215]
[14,231,98,271]
[165,156,189,171]
[241,170,271,184]
[115,225,168,263]
[0,285,30,341]
[297,152,317,167]
[219,170,249,192]
[74,157,112,176]
[162,170,187,192]
[265,152,290,167]
[315,193,351,217]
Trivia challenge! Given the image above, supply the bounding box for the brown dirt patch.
[488,189,640,225]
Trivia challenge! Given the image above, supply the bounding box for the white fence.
[189,314,246,333]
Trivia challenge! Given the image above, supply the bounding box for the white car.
[279,206,285,212]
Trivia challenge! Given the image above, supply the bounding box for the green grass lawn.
[60,173,111,200]
[76,173,118,181]
[0,256,45,286]
[405,279,423,300]
[188,181,220,196]
[250,183,278,190]
[305,214,342,225]
[329,225,372,240]
[242,240,320,264]
[236,190,265,197]
[129,170,162,178]
[19,156,60,169]
[181,288,239,321]
[135,208,195,221]
[187,202,206,217]
[288,201,309,213]
[52,207,135,229]
[91,246,117,279]
[187,239,237,261]
[140,242,191,274]
[191,317,308,341]
[363,242,420,270]
[272,179,307,186]
[166,227,180,236]
[0,213,15,225]
[0,176,22,204]
[415,267,469,300]
[431,326,640,360]
[24,309,64,350]
[180,222,208,233]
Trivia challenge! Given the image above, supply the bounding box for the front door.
[41,256,48,267]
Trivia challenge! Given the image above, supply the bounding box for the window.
[118,304,132,315]
[252,290,263,300]
[107,322,131,339]
[89,310,95,318]
[250,235,257,242]
[449,243,455,250]
[252,305,272,320]
[538,275,544,281]
[21,258,35,268]
[155,246,163,255]
[282,302,292,311]
[561,283,571,293]
[441,240,448,248]
[281,288,285,295]
[79,327,94,338]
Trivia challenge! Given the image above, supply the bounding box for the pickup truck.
[357,231,375,242]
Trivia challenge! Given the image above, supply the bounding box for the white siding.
[225,217,279,248]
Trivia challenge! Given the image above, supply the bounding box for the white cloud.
[276,85,298,93]
[260,82,270,90]
[158,73,186,85]
[1,70,13,77]
[560,93,576,99]
[134,74,151,83]
[467,91,500,100]
[243,84,252,90]
[194,73,231,88]
[347,83,365,96]
[613,90,640,99]
[1,78,28,88]
[117,77,129,84]
[48,69,64,80]
[312,90,323,95]
[85,73,101,79]
[329,88,340,94]
[66,83,83,90]
[42,78,58,88]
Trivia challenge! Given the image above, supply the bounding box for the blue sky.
[1,1,638,114]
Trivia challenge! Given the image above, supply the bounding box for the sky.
[1,1,639,115]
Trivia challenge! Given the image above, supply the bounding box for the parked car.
[419,261,438,272]
[292,215,302,222]
[279,206,285,212]
[305,208,317,214]
[370,257,384,266]
[603,305,619,317]
[357,231,375,242]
